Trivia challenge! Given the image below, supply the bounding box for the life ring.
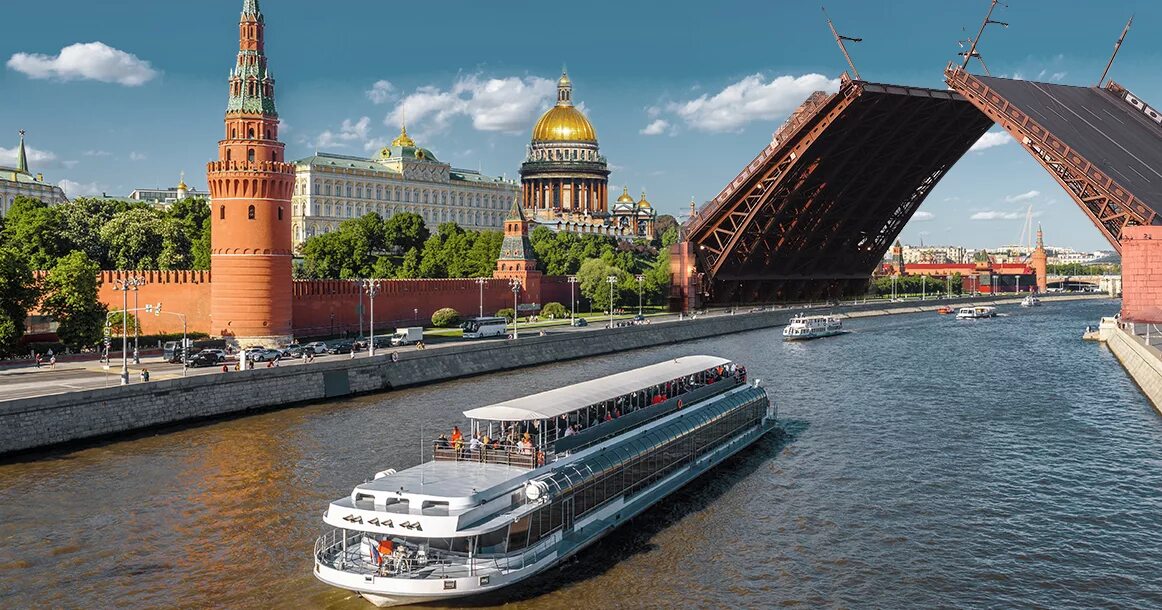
[676,399,684,410]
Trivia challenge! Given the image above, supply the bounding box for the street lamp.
[475,278,486,319]
[607,275,617,329]
[636,274,644,316]
[363,279,382,357]
[131,278,144,364]
[509,279,521,339]
[147,303,188,376]
[567,275,579,325]
[112,276,144,385]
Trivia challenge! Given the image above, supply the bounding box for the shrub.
[541,302,568,319]
[431,307,461,328]
[497,308,515,322]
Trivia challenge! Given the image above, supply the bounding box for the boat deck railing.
[315,527,559,580]
[431,446,539,469]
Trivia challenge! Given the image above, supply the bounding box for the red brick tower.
[494,197,543,306]
[1032,224,1048,293]
[206,0,295,346]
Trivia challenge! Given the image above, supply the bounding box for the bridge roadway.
[0,293,1109,403]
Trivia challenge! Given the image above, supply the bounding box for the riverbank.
[0,292,1109,457]
[1104,322,1162,416]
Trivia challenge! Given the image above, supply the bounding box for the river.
[2,298,1161,609]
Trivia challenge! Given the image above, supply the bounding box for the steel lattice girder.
[945,67,1161,253]
[687,79,993,305]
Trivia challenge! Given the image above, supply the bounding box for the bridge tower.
[494,198,542,307]
[891,239,905,275]
[1032,225,1047,293]
[206,0,295,346]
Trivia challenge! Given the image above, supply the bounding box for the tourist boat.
[1020,295,1041,307]
[782,314,844,340]
[956,306,997,319]
[936,305,956,315]
[313,356,776,607]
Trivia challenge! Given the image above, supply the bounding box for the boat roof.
[463,355,731,422]
[356,460,528,499]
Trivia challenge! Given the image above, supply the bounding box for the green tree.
[383,212,429,254]
[541,302,568,319]
[0,196,71,270]
[577,258,631,312]
[107,311,139,337]
[0,247,39,355]
[496,307,515,322]
[431,307,461,328]
[168,197,211,270]
[660,225,680,249]
[397,247,422,279]
[100,207,167,269]
[40,251,107,349]
[59,197,131,267]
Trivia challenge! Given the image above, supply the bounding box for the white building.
[0,131,68,215]
[901,245,968,264]
[290,126,519,249]
[128,174,210,205]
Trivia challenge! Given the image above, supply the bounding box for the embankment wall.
[1106,325,1162,415]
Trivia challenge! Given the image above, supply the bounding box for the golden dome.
[391,125,416,148]
[616,186,634,203]
[637,190,651,208]
[532,105,596,142]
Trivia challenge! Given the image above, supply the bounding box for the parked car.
[187,351,222,368]
[304,341,328,355]
[327,341,355,355]
[280,344,310,359]
[248,348,282,362]
[571,318,588,327]
[352,337,368,349]
[632,314,646,322]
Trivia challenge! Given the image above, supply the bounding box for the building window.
[247,149,255,162]
[248,205,255,220]
[226,150,232,162]
[220,205,225,220]
[248,128,255,139]
[278,207,284,221]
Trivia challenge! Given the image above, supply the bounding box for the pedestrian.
[34,352,41,369]
[349,348,356,360]
[49,354,57,369]
[221,364,229,373]
[140,368,150,382]
[391,351,399,363]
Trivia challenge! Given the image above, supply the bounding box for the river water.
[3,298,1161,609]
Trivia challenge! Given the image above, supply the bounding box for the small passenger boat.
[956,306,997,319]
[1020,294,1041,307]
[936,305,955,315]
[782,314,844,341]
[314,356,776,607]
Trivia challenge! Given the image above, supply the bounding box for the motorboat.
[936,305,955,315]
[956,306,997,319]
[782,314,844,340]
[313,356,776,607]
[1020,295,1041,307]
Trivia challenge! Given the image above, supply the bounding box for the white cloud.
[129,151,147,161]
[58,179,102,197]
[82,149,111,157]
[662,73,841,132]
[62,160,79,169]
[639,119,671,136]
[971,210,1044,221]
[366,80,395,104]
[0,145,56,166]
[969,130,1011,152]
[1050,71,1067,82]
[912,211,935,222]
[7,42,157,86]
[387,74,557,134]
[314,116,372,149]
[1005,190,1039,203]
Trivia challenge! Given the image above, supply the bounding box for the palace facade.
[289,127,519,250]
[1,131,68,216]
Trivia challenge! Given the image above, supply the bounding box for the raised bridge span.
[673,68,1162,309]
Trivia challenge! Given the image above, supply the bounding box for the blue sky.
[3,0,1160,251]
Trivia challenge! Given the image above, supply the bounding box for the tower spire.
[556,69,573,106]
[16,129,28,174]
[242,0,262,17]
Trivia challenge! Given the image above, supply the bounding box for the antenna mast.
[822,6,863,80]
[961,0,1008,71]
[1098,15,1133,87]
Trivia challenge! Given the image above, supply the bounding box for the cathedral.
[519,72,656,240]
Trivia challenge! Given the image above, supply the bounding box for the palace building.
[289,126,519,250]
[1,130,68,216]
[520,72,656,240]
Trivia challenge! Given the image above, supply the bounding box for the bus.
[462,316,508,339]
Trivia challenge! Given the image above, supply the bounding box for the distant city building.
[290,126,519,250]
[0,130,68,216]
[127,173,211,204]
[900,244,968,265]
[520,72,655,240]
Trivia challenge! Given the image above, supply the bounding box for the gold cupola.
[637,190,651,209]
[531,70,597,143]
[616,186,635,203]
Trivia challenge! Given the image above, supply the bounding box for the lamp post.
[475,278,486,319]
[363,279,382,357]
[509,279,521,339]
[147,304,188,376]
[113,276,144,385]
[636,274,644,316]
[329,312,335,336]
[607,275,617,329]
[567,275,578,325]
[131,279,143,364]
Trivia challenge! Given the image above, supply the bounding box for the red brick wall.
[95,271,213,335]
[1121,226,1162,322]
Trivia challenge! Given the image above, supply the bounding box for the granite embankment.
[0,293,1108,456]
[1105,324,1162,415]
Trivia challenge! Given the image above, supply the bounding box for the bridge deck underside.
[694,84,993,305]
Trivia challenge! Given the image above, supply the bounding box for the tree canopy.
[0,247,39,355]
[40,251,107,349]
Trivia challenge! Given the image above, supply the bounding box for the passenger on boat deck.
[563,425,576,437]
[378,538,394,562]
[434,434,449,449]
[613,408,621,418]
[518,433,534,455]
[652,393,666,405]
[481,435,491,449]
[469,434,483,452]
[450,426,463,449]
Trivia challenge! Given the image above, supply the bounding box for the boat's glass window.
[427,536,470,553]
[507,515,531,552]
[478,527,507,555]
[382,498,409,513]
[421,500,449,515]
